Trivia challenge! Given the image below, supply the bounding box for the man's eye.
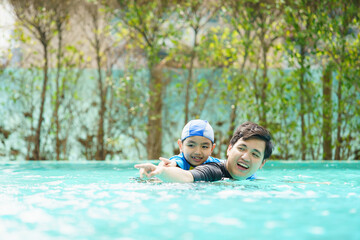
[252,153,260,158]
[238,147,245,151]
[202,146,209,149]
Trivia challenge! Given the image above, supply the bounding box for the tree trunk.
[299,45,306,160]
[322,63,333,160]
[146,63,163,160]
[227,103,237,142]
[55,22,62,160]
[33,42,49,160]
[334,18,350,160]
[184,56,193,125]
[334,75,342,160]
[260,43,268,128]
[95,50,106,160]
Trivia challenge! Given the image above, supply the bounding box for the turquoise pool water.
[0,161,359,240]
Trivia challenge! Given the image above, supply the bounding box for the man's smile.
[236,161,249,170]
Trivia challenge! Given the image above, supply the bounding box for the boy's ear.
[211,143,216,152]
[177,139,183,152]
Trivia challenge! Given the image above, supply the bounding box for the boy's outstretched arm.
[134,158,194,183]
[157,157,177,168]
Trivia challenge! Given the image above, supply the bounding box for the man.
[135,121,273,182]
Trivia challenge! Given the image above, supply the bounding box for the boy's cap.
[181,119,214,143]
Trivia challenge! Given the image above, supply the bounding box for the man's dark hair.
[229,121,274,161]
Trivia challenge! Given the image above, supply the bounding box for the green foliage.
[1,0,359,160]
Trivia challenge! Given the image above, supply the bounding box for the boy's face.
[226,137,266,180]
[178,136,215,166]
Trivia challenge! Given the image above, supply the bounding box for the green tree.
[114,0,181,159]
[320,0,360,159]
[82,0,126,160]
[52,0,73,160]
[252,0,284,129]
[176,0,220,125]
[9,0,59,160]
[223,0,260,141]
[284,0,323,160]
[0,51,12,159]
[112,65,148,159]
[198,25,245,157]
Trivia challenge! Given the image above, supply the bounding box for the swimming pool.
[0,161,359,240]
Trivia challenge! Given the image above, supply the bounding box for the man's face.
[226,137,266,180]
[178,136,215,166]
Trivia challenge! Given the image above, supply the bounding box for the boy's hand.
[159,157,177,167]
[134,163,162,179]
[135,161,194,183]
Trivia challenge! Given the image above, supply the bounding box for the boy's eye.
[202,146,209,149]
[238,147,245,151]
[252,153,260,158]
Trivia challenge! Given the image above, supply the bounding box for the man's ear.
[177,139,183,152]
[226,145,232,156]
[259,159,267,169]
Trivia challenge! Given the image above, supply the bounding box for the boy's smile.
[190,155,203,163]
[178,136,215,167]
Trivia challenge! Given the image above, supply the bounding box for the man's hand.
[158,157,177,167]
[134,163,163,179]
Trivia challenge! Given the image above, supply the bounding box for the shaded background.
[0,0,359,161]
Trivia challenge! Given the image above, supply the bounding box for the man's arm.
[134,160,194,183]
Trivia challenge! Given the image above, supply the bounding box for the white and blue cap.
[181,119,214,143]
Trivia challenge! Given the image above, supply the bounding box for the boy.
[162,119,220,170]
[135,121,273,182]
